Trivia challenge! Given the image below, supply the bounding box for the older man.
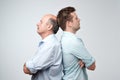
[23,14,63,80]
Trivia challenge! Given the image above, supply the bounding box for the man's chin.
[77,27,80,30]
[37,31,40,34]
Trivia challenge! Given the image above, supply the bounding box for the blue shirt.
[26,34,63,80]
[61,31,95,80]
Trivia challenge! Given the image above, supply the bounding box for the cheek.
[39,25,45,31]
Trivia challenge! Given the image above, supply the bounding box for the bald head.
[47,14,56,20]
[44,14,59,34]
[36,14,59,38]
[43,14,56,23]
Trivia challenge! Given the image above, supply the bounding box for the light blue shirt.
[26,34,63,80]
[61,31,95,80]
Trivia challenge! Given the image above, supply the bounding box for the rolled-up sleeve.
[26,44,55,74]
[26,60,37,73]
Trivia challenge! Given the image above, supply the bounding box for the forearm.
[79,59,96,70]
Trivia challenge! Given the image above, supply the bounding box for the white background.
[0,0,120,80]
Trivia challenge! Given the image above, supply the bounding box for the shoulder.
[61,35,79,44]
[47,36,60,48]
[61,37,85,51]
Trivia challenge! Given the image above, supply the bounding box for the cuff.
[85,57,95,68]
[26,61,37,74]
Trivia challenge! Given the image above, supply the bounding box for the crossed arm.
[23,63,32,75]
[87,62,96,70]
[24,60,95,76]
[79,60,96,71]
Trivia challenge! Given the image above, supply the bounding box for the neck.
[65,27,76,34]
[40,32,53,39]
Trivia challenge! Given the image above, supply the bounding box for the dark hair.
[57,6,76,30]
[49,18,59,34]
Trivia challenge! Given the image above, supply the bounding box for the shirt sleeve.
[26,44,55,74]
[70,39,95,68]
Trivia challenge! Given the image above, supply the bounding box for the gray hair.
[48,18,59,34]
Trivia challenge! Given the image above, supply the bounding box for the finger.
[79,61,84,68]
[80,64,84,68]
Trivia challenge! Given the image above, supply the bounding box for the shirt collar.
[63,31,76,37]
[39,34,55,46]
[42,34,55,43]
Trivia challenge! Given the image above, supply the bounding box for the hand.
[23,63,32,75]
[79,60,85,68]
[87,62,96,71]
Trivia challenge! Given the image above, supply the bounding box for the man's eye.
[40,20,42,23]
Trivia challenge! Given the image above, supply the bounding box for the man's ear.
[66,21,72,27]
[47,24,53,30]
